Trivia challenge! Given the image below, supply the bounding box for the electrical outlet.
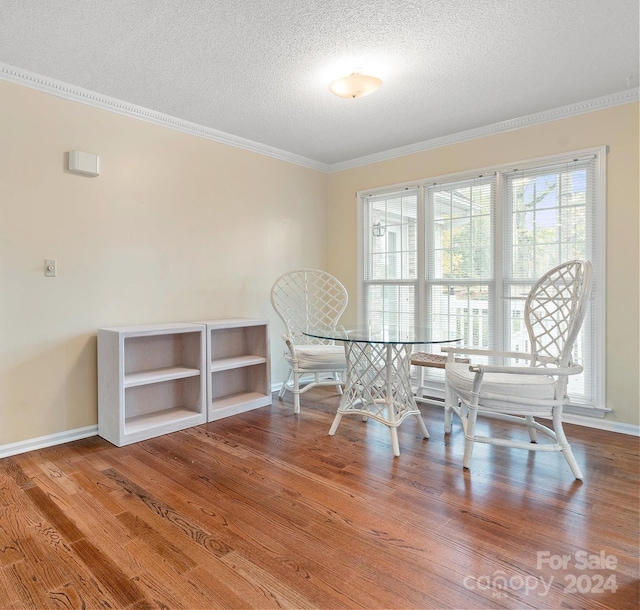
[45,259,57,277]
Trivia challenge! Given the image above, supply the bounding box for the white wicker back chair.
[270,269,348,413]
[442,260,592,479]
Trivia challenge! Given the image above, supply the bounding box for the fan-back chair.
[442,259,592,479]
[271,269,348,414]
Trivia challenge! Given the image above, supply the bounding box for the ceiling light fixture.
[329,71,382,99]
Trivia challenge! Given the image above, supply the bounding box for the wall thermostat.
[68,151,100,177]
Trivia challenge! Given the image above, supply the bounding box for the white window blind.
[425,175,496,354]
[361,188,418,331]
[502,156,601,406]
[358,149,606,412]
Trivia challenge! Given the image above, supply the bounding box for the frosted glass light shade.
[329,73,382,98]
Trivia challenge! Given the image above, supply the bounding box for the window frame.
[356,146,607,414]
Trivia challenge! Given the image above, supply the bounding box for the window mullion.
[495,171,504,353]
[421,185,431,333]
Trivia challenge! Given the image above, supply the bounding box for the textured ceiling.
[1,0,638,167]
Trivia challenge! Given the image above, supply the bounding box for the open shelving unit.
[199,318,271,421]
[98,323,206,446]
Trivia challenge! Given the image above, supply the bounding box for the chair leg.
[444,382,455,434]
[389,426,400,457]
[525,415,538,443]
[417,365,425,398]
[462,405,478,470]
[553,408,583,480]
[329,412,343,435]
[293,371,301,415]
[414,413,430,439]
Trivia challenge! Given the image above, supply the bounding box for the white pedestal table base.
[328,342,429,456]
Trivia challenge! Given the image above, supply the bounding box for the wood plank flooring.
[0,388,638,609]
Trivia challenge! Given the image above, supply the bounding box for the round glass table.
[303,325,461,456]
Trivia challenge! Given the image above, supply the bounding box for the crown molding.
[0,63,330,173]
[328,88,640,173]
[2,63,637,175]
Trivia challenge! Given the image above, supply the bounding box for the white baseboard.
[0,402,637,459]
[562,414,640,437]
[0,425,98,459]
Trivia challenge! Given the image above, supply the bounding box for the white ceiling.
[1,1,638,169]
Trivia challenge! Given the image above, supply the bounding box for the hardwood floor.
[1,389,638,609]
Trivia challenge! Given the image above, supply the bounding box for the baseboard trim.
[562,414,640,437]
[0,403,637,459]
[0,425,98,459]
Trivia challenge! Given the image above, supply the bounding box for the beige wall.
[0,80,327,445]
[1,78,637,448]
[327,102,640,427]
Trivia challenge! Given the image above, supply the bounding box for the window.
[358,148,606,412]
[361,189,418,331]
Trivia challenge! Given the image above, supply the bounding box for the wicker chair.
[442,260,592,479]
[270,269,348,414]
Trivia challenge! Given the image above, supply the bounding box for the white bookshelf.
[98,323,207,446]
[198,318,272,421]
